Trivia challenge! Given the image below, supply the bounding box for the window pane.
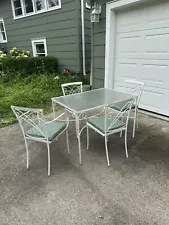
[35,43,45,54]
[0,22,6,41]
[0,30,3,42]
[0,22,4,32]
[13,0,23,16]
[13,0,22,8]
[2,32,6,41]
[47,0,59,8]
[15,8,23,16]
[24,0,34,14]
[35,0,46,11]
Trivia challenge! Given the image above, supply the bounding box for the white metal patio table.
[51,88,135,164]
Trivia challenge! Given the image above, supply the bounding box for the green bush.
[0,56,58,81]
[0,73,90,127]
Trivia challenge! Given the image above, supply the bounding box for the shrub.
[0,50,7,71]
[0,50,7,58]
[10,47,30,58]
[0,56,58,81]
[0,72,90,127]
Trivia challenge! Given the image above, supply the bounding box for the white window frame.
[0,19,7,43]
[11,0,61,20]
[31,38,47,57]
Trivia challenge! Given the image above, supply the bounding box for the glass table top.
[52,88,135,113]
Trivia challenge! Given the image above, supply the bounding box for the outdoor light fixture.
[91,2,101,23]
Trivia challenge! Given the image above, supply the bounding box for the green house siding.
[91,0,107,88]
[0,0,91,73]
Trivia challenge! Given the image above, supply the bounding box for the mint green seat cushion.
[110,100,135,111]
[26,121,66,141]
[88,116,125,133]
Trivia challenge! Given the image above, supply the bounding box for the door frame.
[104,0,155,88]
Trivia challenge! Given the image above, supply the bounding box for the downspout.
[90,21,94,89]
[81,0,86,75]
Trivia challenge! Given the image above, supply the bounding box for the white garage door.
[113,0,169,116]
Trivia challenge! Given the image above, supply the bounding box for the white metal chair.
[111,80,145,138]
[61,82,83,136]
[61,82,83,96]
[11,105,70,176]
[86,99,134,166]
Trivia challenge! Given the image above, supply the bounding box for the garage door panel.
[115,59,169,89]
[116,1,169,33]
[114,60,140,80]
[116,30,169,60]
[144,29,169,59]
[140,88,169,115]
[141,61,169,89]
[116,34,141,57]
[116,21,169,34]
[117,54,169,60]
[146,1,169,23]
[144,34,169,54]
[141,88,165,108]
[116,7,144,33]
[114,80,169,115]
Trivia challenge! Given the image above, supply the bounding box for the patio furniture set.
[11,80,144,176]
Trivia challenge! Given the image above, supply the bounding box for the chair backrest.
[61,82,83,96]
[11,105,47,140]
[105,99,134,134]
[124,79,145,104]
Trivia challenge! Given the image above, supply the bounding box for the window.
[11,0,61,19]
[0,19,7,43]
[12,0,23,17]
[32,38,47,57]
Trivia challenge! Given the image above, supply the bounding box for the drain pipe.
[81,0,86,75]
[90,21,94,89]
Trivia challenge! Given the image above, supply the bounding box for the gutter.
[81,0,86,75]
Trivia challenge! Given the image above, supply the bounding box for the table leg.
[52,101,56,119]
[75,114,82,164]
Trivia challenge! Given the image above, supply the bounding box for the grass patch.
[0,73,89,128]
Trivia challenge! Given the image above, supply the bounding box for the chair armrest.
[45,113,66,124]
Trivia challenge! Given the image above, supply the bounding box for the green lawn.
[0,74,89,128]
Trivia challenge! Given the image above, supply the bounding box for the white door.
[113,0,169,116]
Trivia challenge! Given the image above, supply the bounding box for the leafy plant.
[0,73,89,128]
[0,50,7,58]
[0,50,7,72]
[0,56,58,81]
[10,47,30,58]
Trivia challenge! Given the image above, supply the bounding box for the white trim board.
[104,0,156,88]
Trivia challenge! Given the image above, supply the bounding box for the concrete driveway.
[0,113,169,225]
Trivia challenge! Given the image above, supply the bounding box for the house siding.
[91,0,107,88]
[0,0,84,73]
